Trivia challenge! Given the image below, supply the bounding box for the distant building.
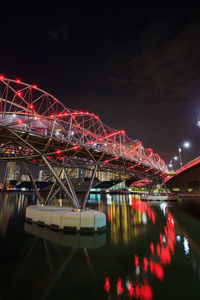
[38,170,52,182]
[66,167,79,179]
[21,174,30,181]
[5,162,21,185]
[14,165,20,181]
[96,170,110,181]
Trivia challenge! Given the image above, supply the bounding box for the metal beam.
[45,167,63,205]
[23,161,43,204]
[82,164,97,209]
[47,185,62,204]
[6,127,41,155]
[42,155,79,208]
[46,167,76,204]
[63,168,80,208]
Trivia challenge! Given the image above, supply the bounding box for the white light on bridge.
[173,156,178,161]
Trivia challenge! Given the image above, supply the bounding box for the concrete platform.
[24,223,106,248]
[25,205,106,232]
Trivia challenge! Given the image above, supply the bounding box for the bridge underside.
[166,163,200,194]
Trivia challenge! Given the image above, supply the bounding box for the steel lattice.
[0,76,168,180]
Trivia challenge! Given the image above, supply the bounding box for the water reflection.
[24,222,106,249]
[0,193,29,236]
[103,196,200,299]
[109,195,156,245]
[0,193,200,300]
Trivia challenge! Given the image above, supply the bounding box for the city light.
[173,156,178,161]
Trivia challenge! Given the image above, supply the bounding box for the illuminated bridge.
[0,76,168,208]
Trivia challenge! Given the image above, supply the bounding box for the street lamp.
[183,141,190,149]
[178,141,191,167]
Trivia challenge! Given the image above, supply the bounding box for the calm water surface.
[0,192,200,300]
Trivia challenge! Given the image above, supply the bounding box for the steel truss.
[0,76,169,207]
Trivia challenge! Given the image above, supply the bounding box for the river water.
[0,192,200,300]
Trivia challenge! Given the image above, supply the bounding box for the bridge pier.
[24,157,106,232]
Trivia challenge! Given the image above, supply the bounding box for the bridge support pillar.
[82,164,97,209]
[45,167,63,205]
[63,168,79,207]
[42,155,79,208]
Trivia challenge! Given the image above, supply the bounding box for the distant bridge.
[0,76,168,207]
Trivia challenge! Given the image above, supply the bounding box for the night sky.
[1,2,200,168]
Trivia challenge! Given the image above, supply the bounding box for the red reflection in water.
[107,206,111,222]
[150,242,154,255]
[160,233,163,245]
[104,276,110,293]
[157,244,160,256]
[160,245,171,265]
[140,282,153,300]
[151,211,155,224]
[117,278,124,295]
[150,261,164,281]
[131,200,156,225]
[104,200,178,299]
[135,254,139,268]
[135,282,153,300]
[143,257,148,272]
[128,281,135,297]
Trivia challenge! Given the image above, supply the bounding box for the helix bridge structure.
[0,76,168,210]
